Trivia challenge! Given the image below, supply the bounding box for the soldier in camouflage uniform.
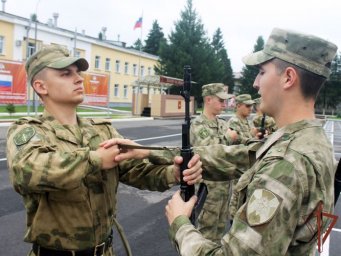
[163,28,338,255]
[252,97,277,135]
[227,94,256,145]
[190,83,237,243]
[6,45,202,256]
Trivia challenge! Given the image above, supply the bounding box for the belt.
[32,232,113,256]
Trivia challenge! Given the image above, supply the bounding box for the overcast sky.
[4,0,341,72]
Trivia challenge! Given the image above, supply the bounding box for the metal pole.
[26,19,31,116]
[73,28,77,56]
[33,0,41,116]
[33,19,38,116]
[107,72,111,117]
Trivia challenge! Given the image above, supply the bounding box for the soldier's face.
[253,61,282,117]
[37,64,85,106]
[212,96,227,115]
[237,103,252,118]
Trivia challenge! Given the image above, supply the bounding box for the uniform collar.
[256,119,321,159]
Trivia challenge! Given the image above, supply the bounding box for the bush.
[6,103,16,116]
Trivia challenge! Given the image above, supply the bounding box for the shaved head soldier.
[164,28,338,255]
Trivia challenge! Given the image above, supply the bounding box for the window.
[123,85,128,98]
[148,67,152,76]
[141,65,145,77]
[27,42,36,57]
[115,60,120,73]
[95,56,100,69]
[0,36,4,54]
[124,62,129,74]
[105,58,111,71]
[114,84,119,97]
[133,86,138,94]
[133,64,137,76]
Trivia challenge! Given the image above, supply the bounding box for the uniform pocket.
[48,186,87,202]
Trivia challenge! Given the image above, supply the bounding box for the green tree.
[157,0,221,105]
[143,20,167,55]
[239,36,264,97]
[6,103,16,116]
[211,28,234,92]
[131,38,143,50]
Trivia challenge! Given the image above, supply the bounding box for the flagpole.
[135,13,143,116]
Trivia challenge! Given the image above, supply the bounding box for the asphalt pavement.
[0,118,340,256]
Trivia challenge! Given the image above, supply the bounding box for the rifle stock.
[335,158,341,205]
[180,65,207,225]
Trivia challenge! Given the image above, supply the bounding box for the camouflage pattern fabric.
[242,28,338,78]
[252,114,277,134]
[6,110,176,254]
[227,116,254,145]
[190,114,232,242]
[227,115,255,197]
[169,119,335,255]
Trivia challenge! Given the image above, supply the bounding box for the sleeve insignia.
[198,128,209,139]
[13,127,36,146]
[247,189,280,226]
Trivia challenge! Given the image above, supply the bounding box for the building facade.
[0,10,161,107]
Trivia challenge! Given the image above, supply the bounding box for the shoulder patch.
[198,128,210,139]
[247,189,280,226]
[13,127,36,146]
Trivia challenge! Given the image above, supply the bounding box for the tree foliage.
[238,36,264,98]
[131,38,143,50]
[143,20,167,55]
[157,0,233,105]
[211,28,234,93]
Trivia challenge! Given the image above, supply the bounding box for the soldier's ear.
[282,67,298,90]
[32,79,48,96]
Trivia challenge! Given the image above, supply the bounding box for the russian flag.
[134,17,142,30]
[0,74,12,92]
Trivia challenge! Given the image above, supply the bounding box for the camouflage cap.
[202,83,233,99]
[254,97,261,105]
[242,28,338,78]
[235,94,255,105]
[25,45,89,85]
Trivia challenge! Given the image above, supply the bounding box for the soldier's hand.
[227,128,238,142]
[173,154,202,185]
[95,145,120,169]
[165,190,197,225]
[255,128,268,139]
[100,138,150,161]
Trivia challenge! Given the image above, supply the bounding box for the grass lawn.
[0,105,132,120]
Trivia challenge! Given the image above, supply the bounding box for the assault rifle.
[258,113,266,139]
[180,65,207,225]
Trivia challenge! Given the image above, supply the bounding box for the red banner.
[82,72,109,106]
[0,60,26,104]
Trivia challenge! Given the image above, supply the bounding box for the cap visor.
[216,92,233,100]
[47,57,89,71]
[244,100,255,105]
[242,51,274,66]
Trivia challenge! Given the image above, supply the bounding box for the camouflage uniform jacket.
[227,115,254,145]
[190,114,232,146]
[169,119,335,255]
[6,110,176,251]
[252,114,277,134]
[190,114,233,242]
